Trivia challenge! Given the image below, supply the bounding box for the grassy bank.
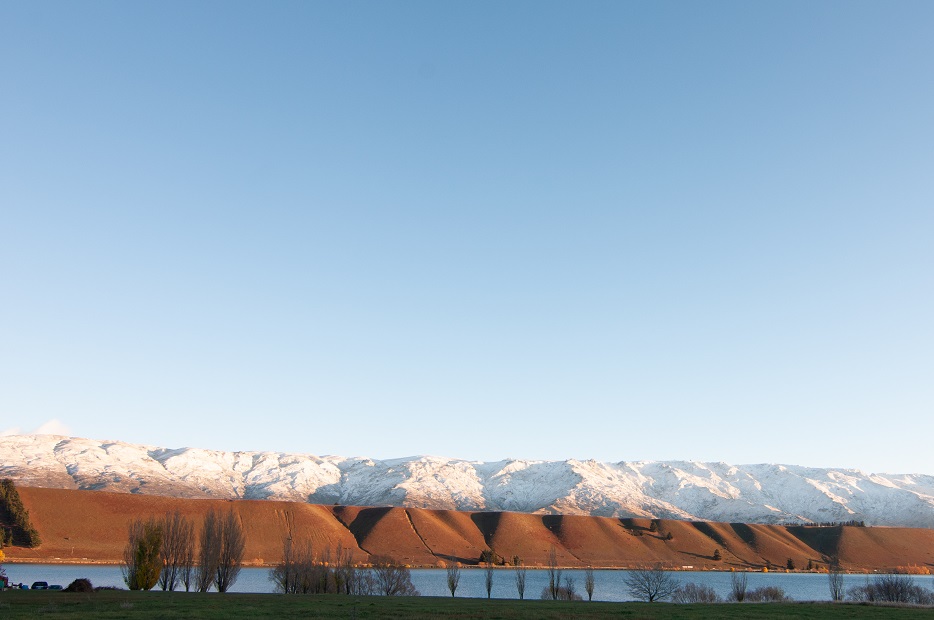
[0,591,932,619]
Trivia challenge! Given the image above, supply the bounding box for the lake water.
[6,564,933,602]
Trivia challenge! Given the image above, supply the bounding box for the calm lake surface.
[6,564,933,601]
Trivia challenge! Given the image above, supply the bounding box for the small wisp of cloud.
[1,419,71,437]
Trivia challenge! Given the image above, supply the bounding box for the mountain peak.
[1,434,932,527]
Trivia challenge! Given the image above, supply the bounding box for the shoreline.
[3,557,887,574]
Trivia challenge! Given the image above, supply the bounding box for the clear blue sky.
[2,1,932,472]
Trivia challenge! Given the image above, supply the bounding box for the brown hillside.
[406,508,487,564]
[836,526,934,569]
[333,506,436,566]
[6,486,934,572]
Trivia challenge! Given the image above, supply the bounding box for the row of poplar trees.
[122,508,244,592]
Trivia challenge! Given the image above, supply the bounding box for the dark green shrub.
[64,578,94,592]
[122,518,164,590]
[0,479,41,547]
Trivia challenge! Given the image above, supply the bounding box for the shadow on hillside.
[332,506,393,547]
[469,512,504,551]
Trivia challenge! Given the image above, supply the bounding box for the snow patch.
[0,434,932,527]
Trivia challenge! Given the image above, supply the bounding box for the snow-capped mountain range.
[2,434,933,527]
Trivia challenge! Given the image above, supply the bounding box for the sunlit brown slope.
[406,508,488,564]
[7,487,934,571]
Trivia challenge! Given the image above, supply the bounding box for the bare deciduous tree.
[271,536,296,594]
[513,559,527,600]
[180,523,196,592]
[745,585,788,602]
[584,566,595,602]
[847,574,931,604]
[623,564,679,603]
[293,540,316,594]
[445,558,460,597]
[196,509,220,592]
[122,517,163,591]
[338,544,360,594]
[347,555,376,596]
[272,537,367,596]
[546,546,562,600]
[159,511,194,592]
[828,557,845,602]
[215,509,245,593]
[483,556,495,599]
[372,556,419,596]
[673,582,721,603]
[333,542,352,594]
[729,570,748,602]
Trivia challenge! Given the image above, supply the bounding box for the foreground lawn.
[0,590,932,619]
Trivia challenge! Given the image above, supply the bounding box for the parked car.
[31,581,49,590]
[49,584,63,590]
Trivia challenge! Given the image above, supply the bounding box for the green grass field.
[0,591,932,619]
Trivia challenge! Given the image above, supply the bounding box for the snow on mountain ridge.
[1,434,933,527]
